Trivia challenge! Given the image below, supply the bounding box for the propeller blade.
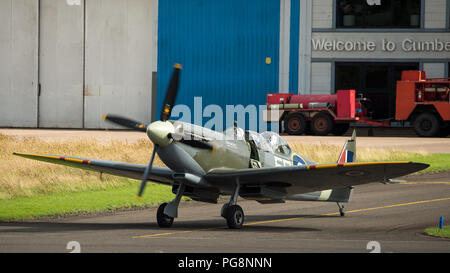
[103,114,147,132]
[137,145,159,199]
[160,63,182,121]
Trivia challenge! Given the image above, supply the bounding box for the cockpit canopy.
[247,131,291,155]
[171,121,291,155]
[247,131,272,152]
[260,131,292,155]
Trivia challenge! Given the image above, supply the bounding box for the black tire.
[437,124,450,137]
[311,113,334,136]
[285,113,307,135]
[226,205,244,229]
[413,112,440,137]
[331,124,350,136]
[157,203,174,228]
[220,203,229,218]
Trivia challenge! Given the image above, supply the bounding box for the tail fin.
[337,130,356,163]
[332,130,356,203]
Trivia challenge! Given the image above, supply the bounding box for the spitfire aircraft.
[14,64,429,229]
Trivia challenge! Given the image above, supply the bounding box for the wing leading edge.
[205,162,429,195]
[13,153,174,186]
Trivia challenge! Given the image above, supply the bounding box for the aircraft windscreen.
[260,131,292,155]
[247,131,272,152]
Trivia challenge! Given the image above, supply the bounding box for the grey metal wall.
[0,0,157,128]
[39,0,84,128]
[84,0,156,129]
[0,0,39,127]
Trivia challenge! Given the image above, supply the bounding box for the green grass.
[0,182,182,221]
[424,226,450,239]
[407,154,450,173]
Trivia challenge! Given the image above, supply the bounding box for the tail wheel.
[285,113,307,135]
[157,203,174,228]
[413,112,440,137]
[226,205,244,229]
[311,113,334,136]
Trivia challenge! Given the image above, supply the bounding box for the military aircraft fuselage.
[157,121,313,178]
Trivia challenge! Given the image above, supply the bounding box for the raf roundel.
[292,154,306,166]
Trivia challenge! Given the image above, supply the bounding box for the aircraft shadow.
[0,214,335,234]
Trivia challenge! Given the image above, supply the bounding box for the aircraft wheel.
[226,205,244,229]
[221,203,229,218]
[157,203,174,228]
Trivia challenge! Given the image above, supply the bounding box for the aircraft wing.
[204,162,429,195]
[13,153,174,186]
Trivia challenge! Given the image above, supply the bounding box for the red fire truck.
[265,71,450,137]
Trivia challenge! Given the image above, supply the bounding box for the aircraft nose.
[146,120,175,147]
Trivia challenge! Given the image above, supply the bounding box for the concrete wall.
[310,62,331,94]
[424,0,447,29]
[0,0,38,127]
[423,63,447,78]
[312,0,332,29]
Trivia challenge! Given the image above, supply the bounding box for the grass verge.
[0,182,179,221]
[424,226,450,239]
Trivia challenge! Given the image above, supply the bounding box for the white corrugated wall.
[0,0,39,127]
[0,0,157,128]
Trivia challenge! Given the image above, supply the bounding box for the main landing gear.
[156,181,246,229]
[156,183,185,228]
[221,181,245,229]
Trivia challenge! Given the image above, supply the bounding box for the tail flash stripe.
[338,150,347,164]
[346,151,354,163]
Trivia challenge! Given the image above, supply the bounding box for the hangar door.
[39,0,157,129]
[39,0,84,128]
[157,0,280,130]
[84,0,156,129]
[0,0,38,127]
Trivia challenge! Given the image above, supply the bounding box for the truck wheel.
[413,112,440,137]
[285,113,307,135]
[311,113,334,136]
[331,124,349,136]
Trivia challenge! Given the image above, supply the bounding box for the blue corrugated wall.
[157,0,280,131]
[289,0,300,93]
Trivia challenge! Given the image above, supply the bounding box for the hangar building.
[0,0,449,129]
